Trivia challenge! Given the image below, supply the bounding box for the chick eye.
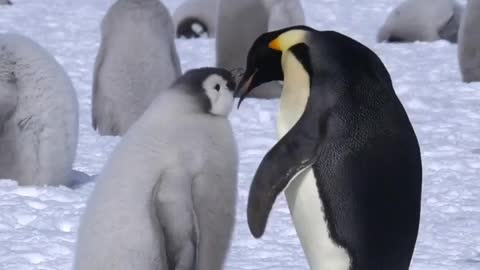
[214,84,220,91]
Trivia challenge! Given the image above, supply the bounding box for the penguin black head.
[173,67,236,116]
[177,17,208,39]
[236,25,314,107]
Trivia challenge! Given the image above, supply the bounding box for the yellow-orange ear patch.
[269,38,282,51]
[268,29,308,52]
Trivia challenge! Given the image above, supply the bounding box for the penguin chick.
[92,0,181,136]
[74,67,238,270]
[0,33,78,186]
[378,0,463,43]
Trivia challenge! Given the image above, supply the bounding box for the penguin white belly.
[284,171,350,270]
[278,50,350,270]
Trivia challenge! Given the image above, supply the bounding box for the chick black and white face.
[173,67,236,115]
[177,18,208,39]
[202,73,235,116]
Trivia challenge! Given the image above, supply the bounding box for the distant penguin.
[378,0,463,43]
[0,0,12,5]
[74,68,238,270]
[237,26,423,270]
[262,0,305,31]
[0,33,79,186]
[458,0,480,82]
[92,0,181,136]
[216,0,304,98]
[173,0,218,39]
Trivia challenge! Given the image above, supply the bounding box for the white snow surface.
[0,0,479,269]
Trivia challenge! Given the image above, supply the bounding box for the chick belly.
[284,169,351,270]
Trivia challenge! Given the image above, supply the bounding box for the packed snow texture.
[0,0,479,269]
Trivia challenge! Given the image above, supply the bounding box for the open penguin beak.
[235,30,286,109]
[235,69,258,108]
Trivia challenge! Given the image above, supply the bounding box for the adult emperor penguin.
[216,0,304,98]
[458,0,480,82]
[237,26,423,270]
[377,0,463,43]
[0,33,79,186]
[173,0,218,39]
[74,68,238,270]
[92,0,181,136]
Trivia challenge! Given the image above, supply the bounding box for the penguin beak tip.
[235,72,257,109]
[236,97,245,109]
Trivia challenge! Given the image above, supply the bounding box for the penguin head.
[173,68,236,116]
[236,25,313,107]
[177,17,208,39]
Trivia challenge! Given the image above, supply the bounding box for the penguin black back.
[307,31,422,270]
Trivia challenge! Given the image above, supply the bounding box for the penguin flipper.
[91,33,107,132]
[438,4,462,43]
[247,107,331,238]
[0,75,18,133]
[152,171,198,270]
[91,13,115,133]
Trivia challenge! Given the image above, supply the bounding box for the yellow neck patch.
[269,30,308,52]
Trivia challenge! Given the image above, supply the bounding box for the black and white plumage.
[377,0,463,43]
[173,0,218,39]
[92,0,181,136]
[216,0,304,99]
[458,0,480,82]
[0,33,79,186]
[237,26,423,270]
[74,68,238,270]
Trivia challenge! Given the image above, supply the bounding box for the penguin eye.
[214,84,220,91]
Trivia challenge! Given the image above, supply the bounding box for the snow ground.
[0,0,479,269]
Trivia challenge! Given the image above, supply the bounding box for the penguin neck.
[156,90,206,115]
[277,50,311,138]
